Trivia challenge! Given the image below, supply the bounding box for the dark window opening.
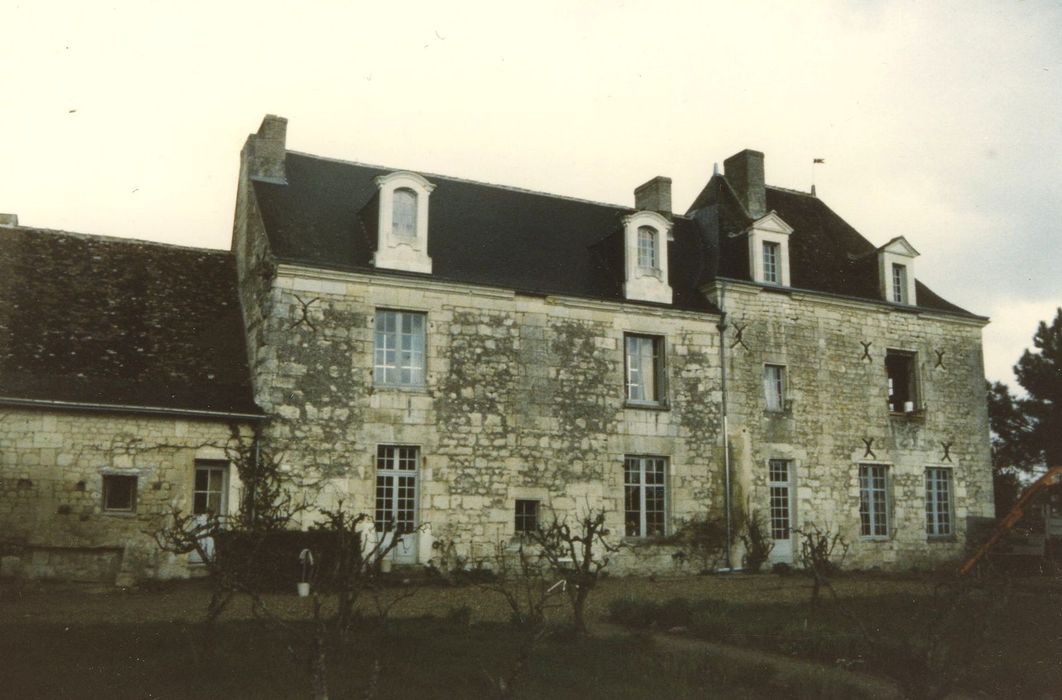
[102,475,137,512]
[515,500,539,534]
[885,350,918,413]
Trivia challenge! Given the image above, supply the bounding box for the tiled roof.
[0,227,261,416]
[252,152,719,313]
[687,175,979,317]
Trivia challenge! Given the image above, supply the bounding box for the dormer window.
[747,211,793,287]
[876,236,919,306]
[763,241,781,284]
[392,188,418,239]
[891,263,908,304]
[372,171,436,274]
[622,211,672,304]
[637,226,658,269]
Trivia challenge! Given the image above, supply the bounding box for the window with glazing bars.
[375,445,418,534]
[374,310,426,386]
[193,462,227,515]
[764,364,786,412]
[925,467,953,536]
[891,263,907,303]
[624,456,667,537]
[637,226,657,269]
[763,241,780,284]
[392,187,418,238]
[859,464,889,537]
[514,499,539,534]
[768,459,793,540]
[625,334,665,404]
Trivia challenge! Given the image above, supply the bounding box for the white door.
[768,459,795,564]
[375,446,419,565]
[189,462,228,564]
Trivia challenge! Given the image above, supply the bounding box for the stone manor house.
[0,115,994,583]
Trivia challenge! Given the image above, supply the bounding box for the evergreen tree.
[1013,308,1062,468]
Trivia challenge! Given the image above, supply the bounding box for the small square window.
[625,334,666,405]
[764,364,786,412]
[102,475,137,513]
[885,350,919,413]
[515,500,539,534]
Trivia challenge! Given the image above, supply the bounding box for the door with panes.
[375,445,419,564]
[768,459,796,564]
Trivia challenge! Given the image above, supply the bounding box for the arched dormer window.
[623,211,672,304]
[372,171,435,274]
[393,188,418,239]
[637,226,658,269]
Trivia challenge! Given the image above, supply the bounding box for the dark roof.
[0,227,261,416]
[687,176,979,318]
[253,152,718,313]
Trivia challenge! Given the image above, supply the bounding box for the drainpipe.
[717,287,733,570]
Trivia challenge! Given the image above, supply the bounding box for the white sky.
[2,0,1060,389]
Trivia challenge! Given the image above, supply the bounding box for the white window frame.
[193,461,229,517]
[747,211,793,287]
[925,467,954,538]
[762,241,780,284]
[374,309,427,387]
[372,171,435,274]
[859,463,890,539]
[622,210,672,304]
[637,226,658,270]
[624,333,666,406]
[624,455,668,538]
[375,445,420,535]
[891,263,908,304]
[392,187,418,240]
[768,459,795,541]
[763,363,786,412]
[514,499,540,535]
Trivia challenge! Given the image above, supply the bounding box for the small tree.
[527,508,620,636]
[668,515,728,573]
[739,509,774,573]
[794,523,848,607]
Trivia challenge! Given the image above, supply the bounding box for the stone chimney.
[0,213,18,227]
[245,114,288,182]
[723,149,766,219]
[634,176,672,214]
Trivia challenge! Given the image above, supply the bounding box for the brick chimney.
[634,176,672,214]
[723,149,766,219]
[245,114,288,182]
[0,213,18,227]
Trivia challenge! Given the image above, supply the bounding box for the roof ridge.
[767,184,816,197]
[284,149,694,220]
[2,225,231,255]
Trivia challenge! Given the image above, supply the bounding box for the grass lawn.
[1,573,1059,698]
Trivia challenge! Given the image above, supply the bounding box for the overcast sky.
[2,1,1060,389]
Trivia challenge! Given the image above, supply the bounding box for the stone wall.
[712,281,994,569]
[0,409,243,583]
[252,266,726,573]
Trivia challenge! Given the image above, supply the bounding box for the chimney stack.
[723,149,766,219]
[0,213,18,227]
[634,176,672,214]
[246,114,288,182]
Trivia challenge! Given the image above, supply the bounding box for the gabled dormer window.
[747,211,793,286]
[372,171,435,274]
[876,236,919,306]
[623,211,672,304]
[637,226,658,270]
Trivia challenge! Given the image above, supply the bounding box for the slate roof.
[0,226,261,417]
[252,152,719,313]
[687,175,979,318]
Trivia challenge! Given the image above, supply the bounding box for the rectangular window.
[102,474,137,513]
[625,334,665,404]
[768,459,793,541]
[637,226,657,269]
[514,499,539,534]
[374,310,426,386]
[375,445,418,534]
[764,364,786,412]
[885,350,918,413]
[624,456,667,537]
[193,462,228,516]
[891,263,907,304]
[925,468,953,537]
[859,464,889,538]
[763,241,780,284]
